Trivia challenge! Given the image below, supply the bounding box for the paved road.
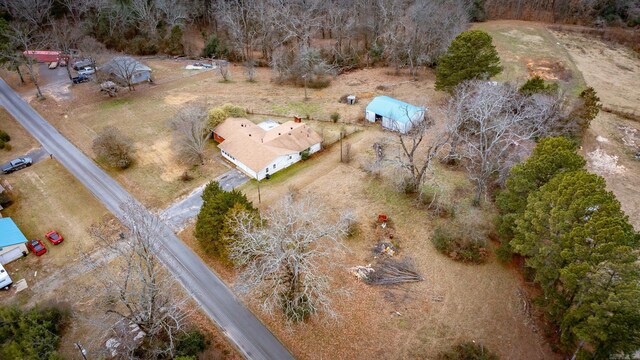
[0,79,293,360]
[161,169,248,232]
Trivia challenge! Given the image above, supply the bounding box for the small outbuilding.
[0,218,28,265]
[365,96,426,134]
[99,56,152,85]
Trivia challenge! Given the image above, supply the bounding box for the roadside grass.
[0,108,40,164]
[1,160,108,268]
[473,21,586,96]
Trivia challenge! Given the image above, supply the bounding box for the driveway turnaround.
[161,168,249,232]
[0,79,294,360]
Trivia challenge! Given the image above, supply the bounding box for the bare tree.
[50,18,82,80]
[169,104,209,165]
[4,22,47,98]
[391,107,450,193]
[447,80,563,204]
[92,126,135,169]
[157,0,190,29]
[88,201,191,359]
[244,60,257,82]
[78,36,107,71]
[218,59,232,82]
[131,0,161,36]
[1,0,52,28]
[228,193,354,322]
[214,0,262,61]
[101,56,145,91]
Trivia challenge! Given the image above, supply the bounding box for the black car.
[72,75,90,84]
[1,157,32,174]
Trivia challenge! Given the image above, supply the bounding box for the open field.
[181,124,558,359]
[551,30,640,229]
[24,61,441,209]
[473,20,586,95]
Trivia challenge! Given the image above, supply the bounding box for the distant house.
[365,96,426,134]
[213,118,323,180]
[99,56,152,85]
[0,218,28,265]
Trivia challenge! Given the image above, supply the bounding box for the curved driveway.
[0,79,293,360]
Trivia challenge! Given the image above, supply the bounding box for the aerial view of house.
[214,118,322,180]
[0,1,639,359]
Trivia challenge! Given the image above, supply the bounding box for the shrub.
[3,143,11,151]
[180,171,194,182]
[330,111,340,123]
[175,331,207,357]
[519,75,558,95]
[207,108,228,129]
[300,149,311,161]
[92,126,134,169]
[432,223,488,264]
[202,34,227,58]
[438,341,498,360]
[0,191,11,205]
[0,129,10,142]
[221,103,246,118]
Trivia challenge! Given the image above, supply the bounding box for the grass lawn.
[0,108,40,164]
[1,159,108,269]
[473,20,586,96]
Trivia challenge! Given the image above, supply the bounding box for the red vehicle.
[45,230,64,245]
[27,239,47,256]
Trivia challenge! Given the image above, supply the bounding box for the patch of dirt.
[135,137,183,182]
[526,59,572,81]
[587,148,626,175]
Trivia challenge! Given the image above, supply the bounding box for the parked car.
[48,61,58,69]
[72,59,92,70]
[45,230,64,245]
[26,239,47,256]
[0,264,12,290]
[78,67,95,76]
[1,157,32,174]
[72,75,90,84]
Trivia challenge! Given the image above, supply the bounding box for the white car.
[0,263,12,290]
[78,67,96,76]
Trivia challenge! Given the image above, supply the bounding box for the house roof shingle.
[215,118,322,173]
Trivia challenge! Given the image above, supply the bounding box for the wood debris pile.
[350,258,423,285]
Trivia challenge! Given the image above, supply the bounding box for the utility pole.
[257,178,261,204]
[75,342,88,360]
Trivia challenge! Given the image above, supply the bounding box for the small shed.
[0,218,28,265]
[365,96,426,134]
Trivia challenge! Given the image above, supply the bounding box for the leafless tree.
[227,193,354,322]
[391,107,450,193]
[4,22,47,98]
[447,80,563,204]
[78,36,107,70]
[101,56,145,91]
[92,126,134,169]
[218,59,232,82]
[88,201,191,359]
[214,0,262,61]
[157,0,190,29]
[272,45,335,98]
[1,0,52,28]
[131,0,161,36]
[59,0,92,25]
[169,104,209,165]
[244,60,257,82]
[50,18,82,80]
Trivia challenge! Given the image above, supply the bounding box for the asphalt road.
[161,169,248,232]
[0,79,293,360]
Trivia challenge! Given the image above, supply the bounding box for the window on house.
[273,164,276,169]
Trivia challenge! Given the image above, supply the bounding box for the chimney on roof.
[294,116,301,123]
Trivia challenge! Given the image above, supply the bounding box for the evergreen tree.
[0,306,68,360]
[195,181,255,261]
[519,75,558,95]
[165,25,184,56]
[435,30,502,92]
[496,137,585,259]
[511,170,640,356]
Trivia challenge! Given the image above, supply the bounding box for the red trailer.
[23,50,61,63]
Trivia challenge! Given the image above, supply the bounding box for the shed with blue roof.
[0,218,28,264]
[365,96,426,134]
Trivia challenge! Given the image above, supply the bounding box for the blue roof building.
[0,218,28,264]
[365,96,426,134]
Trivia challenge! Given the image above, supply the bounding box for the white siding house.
[215,119,322,180]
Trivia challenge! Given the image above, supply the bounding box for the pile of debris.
[350,258,423,285]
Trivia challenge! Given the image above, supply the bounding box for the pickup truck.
[1,157,32,174]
